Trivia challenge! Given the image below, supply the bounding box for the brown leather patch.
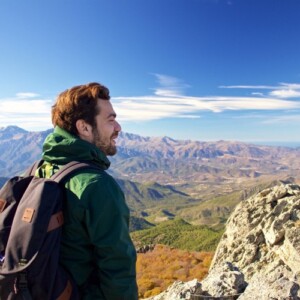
[22,208,35,223]
[0,199,7,213]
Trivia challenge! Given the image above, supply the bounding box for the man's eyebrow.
[107,112,117,118]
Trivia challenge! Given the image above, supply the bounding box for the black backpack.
[0,160,98,300]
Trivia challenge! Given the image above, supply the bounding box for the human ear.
[75,119,93,141]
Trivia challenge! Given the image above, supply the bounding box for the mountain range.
[1,125,300,228]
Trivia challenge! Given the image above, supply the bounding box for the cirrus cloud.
[113,74,300,122]
[1,75,300,131]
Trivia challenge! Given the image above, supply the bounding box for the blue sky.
[1,0,300,144]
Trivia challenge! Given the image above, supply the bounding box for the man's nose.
[115,121,122,132]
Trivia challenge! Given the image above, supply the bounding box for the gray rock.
[200,262,246,296]
[145,184,300,300]
[143,279,201,300]
[239,274,300,300]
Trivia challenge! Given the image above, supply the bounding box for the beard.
[92,129,118,156]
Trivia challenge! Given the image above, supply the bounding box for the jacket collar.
[42,126,111,170]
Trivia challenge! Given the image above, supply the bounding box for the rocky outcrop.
[143,262,245,300]
[145,183,300,299]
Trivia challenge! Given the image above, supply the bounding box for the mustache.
[111,132,119,139]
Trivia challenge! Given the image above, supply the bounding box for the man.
[37,82,138,299]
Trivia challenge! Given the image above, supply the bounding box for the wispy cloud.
[220,82,300,98]
[114,95,299,122]
[1,75,300,131]
[152,73,190,96]
[16,92,40,98]
[251,92,264,96]
[220,85,279,89]
[114,74,300,122]
[269,89,300,98]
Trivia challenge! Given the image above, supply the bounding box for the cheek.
[103,124,114,135]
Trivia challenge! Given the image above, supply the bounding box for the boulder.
[145,184,300,299]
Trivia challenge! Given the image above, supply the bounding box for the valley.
[1,125,300,231]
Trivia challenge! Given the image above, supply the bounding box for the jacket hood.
[42,126,110,170]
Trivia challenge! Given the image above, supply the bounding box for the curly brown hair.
[52,82,110,135]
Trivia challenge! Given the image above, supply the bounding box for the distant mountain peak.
[0,125,27,132]
[161,136,177,143]
[0,125,28,140]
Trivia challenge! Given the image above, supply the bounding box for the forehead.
[97,99,116,116]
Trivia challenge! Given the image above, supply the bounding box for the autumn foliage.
[136,244,214,299]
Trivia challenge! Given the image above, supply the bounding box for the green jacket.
[38,126,138,300]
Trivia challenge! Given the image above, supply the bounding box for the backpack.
[0,160,99,300]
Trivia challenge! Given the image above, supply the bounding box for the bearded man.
[37,82,138,299]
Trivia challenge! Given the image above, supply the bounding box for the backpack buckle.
[14,259,29,294]
[14,271,28,294]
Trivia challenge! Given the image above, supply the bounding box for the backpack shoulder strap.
[50,161,101,183]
